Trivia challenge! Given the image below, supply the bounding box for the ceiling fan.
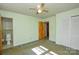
[29,3,48,14]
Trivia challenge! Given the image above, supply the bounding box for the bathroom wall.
[0,10,38,46]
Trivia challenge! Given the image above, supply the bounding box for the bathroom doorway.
[2,17,13,49]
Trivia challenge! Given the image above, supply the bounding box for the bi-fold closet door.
[70,16,79,50]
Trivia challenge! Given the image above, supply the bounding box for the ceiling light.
[38,9,42,13]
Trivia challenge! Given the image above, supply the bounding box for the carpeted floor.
[3,39,79,55]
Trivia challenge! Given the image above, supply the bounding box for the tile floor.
[3,39,79,55]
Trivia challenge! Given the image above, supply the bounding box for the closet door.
[71,16,79,50]
[0,17,3,54]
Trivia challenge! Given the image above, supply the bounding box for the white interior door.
[71,16,79,50]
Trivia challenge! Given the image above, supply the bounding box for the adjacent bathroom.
[2,17,13,49]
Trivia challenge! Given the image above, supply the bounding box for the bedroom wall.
[0,10,38,46]
[56,8,79,50]
[44,16,56,42]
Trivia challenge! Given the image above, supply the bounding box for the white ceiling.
[0,3,79,19]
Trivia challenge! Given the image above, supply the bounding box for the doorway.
[0,17,13,54]
[2,17,13,49]
[39,21,49,40]
[45,22,49,39]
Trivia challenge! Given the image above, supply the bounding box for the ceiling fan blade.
[43,9,48,12]
[41,3,45,8]
[29,8,36,10]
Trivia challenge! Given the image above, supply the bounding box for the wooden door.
[0,17,3,54]
[39,21,45,40]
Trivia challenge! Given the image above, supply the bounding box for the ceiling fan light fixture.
[29,3,48,14]
[38,9,42,13]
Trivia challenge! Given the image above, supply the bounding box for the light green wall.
[44,16,56,42]
[0,10,38,46]
[56,8,79,50]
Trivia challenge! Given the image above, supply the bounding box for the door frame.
[0,16,3,54]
